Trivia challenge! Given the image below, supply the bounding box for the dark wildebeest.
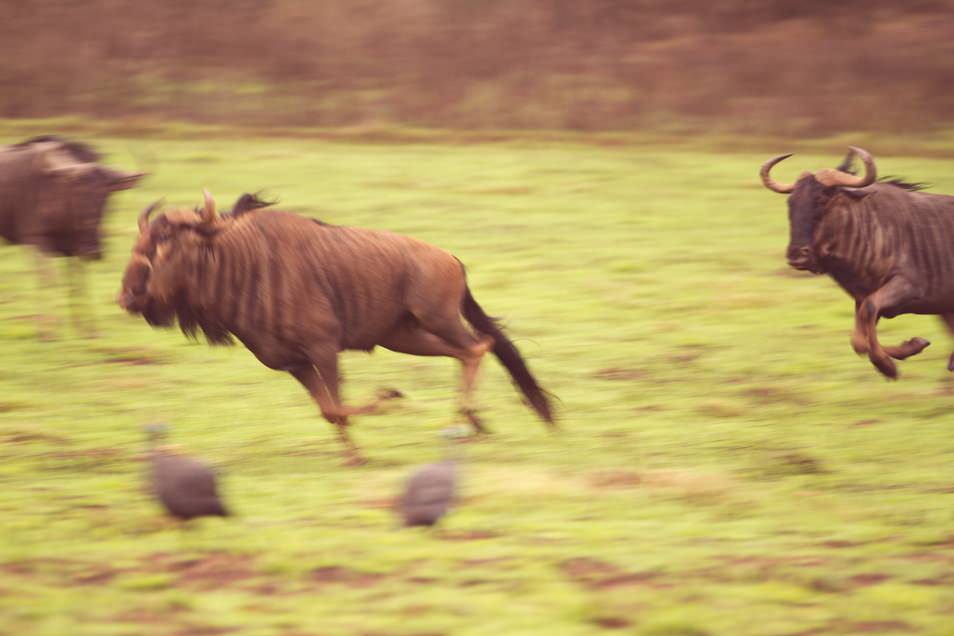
[118,191,554,464]
[0,136,144,337]
[761,146,954,379]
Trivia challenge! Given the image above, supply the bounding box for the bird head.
[143,422,170,444]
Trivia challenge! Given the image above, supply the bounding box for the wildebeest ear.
[102,167,145,191]
[44,161,98,180]
[835,149,857,175]
[230,192,277,217]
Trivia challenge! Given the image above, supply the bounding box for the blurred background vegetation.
[3,0,953,135]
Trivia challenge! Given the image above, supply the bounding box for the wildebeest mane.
[877,176,928,192]
[13,135,101,163]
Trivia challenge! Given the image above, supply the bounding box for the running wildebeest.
[761,146,954,379]
[0,136,144,337]
[118,191,554,464]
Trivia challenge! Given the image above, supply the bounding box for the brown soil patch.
[310,566,385,587]
[97,346,167,366]
[849,573,890,587]
[740,386,810,406]
[438,530,498,541]
[592,616,631,629]
[147,552,256,589]
[593,367,647,381]
[843,621,912,633]
[852,419,880,427]
[820,540,866,549]
[73,568,119,586]
[173,626,235,635]
[115,609,169,624]
[5,431,70,444]
[560,557,662,589]
[587,469,642,490]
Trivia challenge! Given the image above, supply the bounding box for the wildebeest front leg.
[33,250,59,340]
[851,299,930,361]
[67,259,96,338]
[858,277,924,379]
[290,355,401,465]
[290,363,365,466]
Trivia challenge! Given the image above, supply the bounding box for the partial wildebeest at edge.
[0,136,144,338]
[119,191,555,464]
[761,146,954,379]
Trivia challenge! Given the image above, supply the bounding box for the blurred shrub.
[1,0,952,133]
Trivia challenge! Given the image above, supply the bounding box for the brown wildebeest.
[0,136,144,337]
[761,146,954,379]
[119,191,554,464]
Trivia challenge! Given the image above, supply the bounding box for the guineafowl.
[144,423,229,521]
[399,426,468,527]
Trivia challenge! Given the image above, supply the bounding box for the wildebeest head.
[760,146,877,273]
[42,148,144,259]
[119,190,221,324]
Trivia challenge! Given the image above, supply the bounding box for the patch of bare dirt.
[147,552,256,589]
[4,431,70,444]
[849,573,890,587]
[820,540,867,549]
[852,419,880,427]
[592,616,632,629]
[587,469,642,490]
[115,609,169,624]
[437,530,498,541]
[96,345,168,366]
[740,386,811,406]
[72,567,119,586]
[560,557,663,589]
[592,367,647,381]
[310,566,385,587]
[842,621,912,633]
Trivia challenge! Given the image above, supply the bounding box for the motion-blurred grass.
[1,127,953,635]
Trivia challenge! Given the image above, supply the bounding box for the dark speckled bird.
[399,426,468,527]
[144,423,229,521]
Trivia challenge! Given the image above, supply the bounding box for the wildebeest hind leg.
[859,277,923,379]
[938,314,954,371]
[380,321,494,434]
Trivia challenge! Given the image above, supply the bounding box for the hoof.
[377,388,404,400]
[872,356,898,380]
[947,353,954,372]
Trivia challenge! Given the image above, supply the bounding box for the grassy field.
[1,129,954,635]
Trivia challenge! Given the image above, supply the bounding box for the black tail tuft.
[461,286,555,426]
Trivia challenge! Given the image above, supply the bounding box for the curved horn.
[138,199,164,233]
[817,146,877,188]
[760,153,796,194]
[201,189,216,225]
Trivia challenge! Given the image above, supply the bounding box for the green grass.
[2,129,954,635]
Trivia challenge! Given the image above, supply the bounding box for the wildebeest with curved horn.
[0,136,144,338]
[119,191,554,464]
[761,146,954,379]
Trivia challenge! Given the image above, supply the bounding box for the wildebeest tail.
[461,285,555,426]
